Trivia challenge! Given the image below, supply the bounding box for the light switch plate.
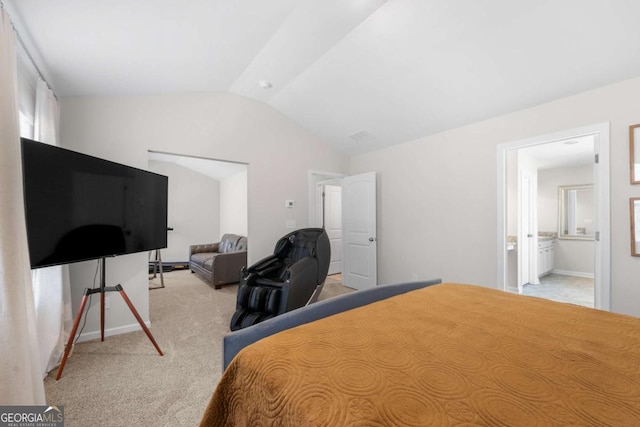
[286,200,294,208]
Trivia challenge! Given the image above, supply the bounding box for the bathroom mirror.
[631,124,640,184]
[631,198,640,256]
[558,184,594,240]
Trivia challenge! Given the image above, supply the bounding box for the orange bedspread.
[200,283,640,426]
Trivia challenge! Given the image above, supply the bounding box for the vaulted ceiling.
[6,0,640,155]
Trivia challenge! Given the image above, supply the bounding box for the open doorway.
[318,180,343,275]
[510,137,595,307]
[309,170,378,290]
[309,171,345,276]
[497,123,610,311]
[148,151,248,268]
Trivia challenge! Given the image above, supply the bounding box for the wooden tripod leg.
[56,292,90,380]
[118,288,164,356]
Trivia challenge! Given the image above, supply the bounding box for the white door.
[323,184,342,275]
[517,169,538,292]
[342,172,377,290]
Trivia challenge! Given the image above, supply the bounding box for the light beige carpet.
[43,270,351,426]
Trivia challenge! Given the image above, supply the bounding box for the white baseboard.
[76,321,151,343]
[551,269,594,279]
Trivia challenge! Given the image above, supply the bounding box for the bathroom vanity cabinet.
[538,239,556,277]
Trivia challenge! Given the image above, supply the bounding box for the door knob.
[369,237,375,242]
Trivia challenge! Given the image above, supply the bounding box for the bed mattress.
[201,283,640,426]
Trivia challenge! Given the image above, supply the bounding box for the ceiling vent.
[349,130,375,144]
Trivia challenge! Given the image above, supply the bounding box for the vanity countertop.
[538,232,557,242]
[506,233,557,249]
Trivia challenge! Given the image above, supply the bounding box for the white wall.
[350,76,640,317]
[538,165,594,275]
[59,93,348,338]
[148,160,221,263]
[506,149,518,236]
[220,170,248,237]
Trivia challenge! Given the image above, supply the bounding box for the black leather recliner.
[229,228,331,331]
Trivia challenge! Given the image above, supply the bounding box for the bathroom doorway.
[497,123,610,310]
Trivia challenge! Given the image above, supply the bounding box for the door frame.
[496,123,610,310]
[308,170,345,227]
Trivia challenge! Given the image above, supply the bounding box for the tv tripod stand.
[56,257,164,380]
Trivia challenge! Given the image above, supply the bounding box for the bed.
[200,282,640,426]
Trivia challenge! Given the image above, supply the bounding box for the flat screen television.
[21,138,168,269]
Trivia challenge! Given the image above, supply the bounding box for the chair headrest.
[273,234,294,258]
[271,228,331,284]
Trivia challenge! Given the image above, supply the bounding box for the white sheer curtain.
[0,7,46,404]
[32,77,72,376]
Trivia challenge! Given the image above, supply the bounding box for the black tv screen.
[21,138,168,269]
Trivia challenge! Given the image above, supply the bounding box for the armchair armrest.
[245,255,283,277]
[281,257,317,313]
[189,243,220,257]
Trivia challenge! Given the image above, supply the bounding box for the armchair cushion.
[190,252,214,269]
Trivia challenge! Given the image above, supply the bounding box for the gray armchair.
[189,234,247,289]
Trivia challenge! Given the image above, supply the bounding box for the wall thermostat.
[286,200,294,208]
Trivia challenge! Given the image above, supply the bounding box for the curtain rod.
[1,0,58,99]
